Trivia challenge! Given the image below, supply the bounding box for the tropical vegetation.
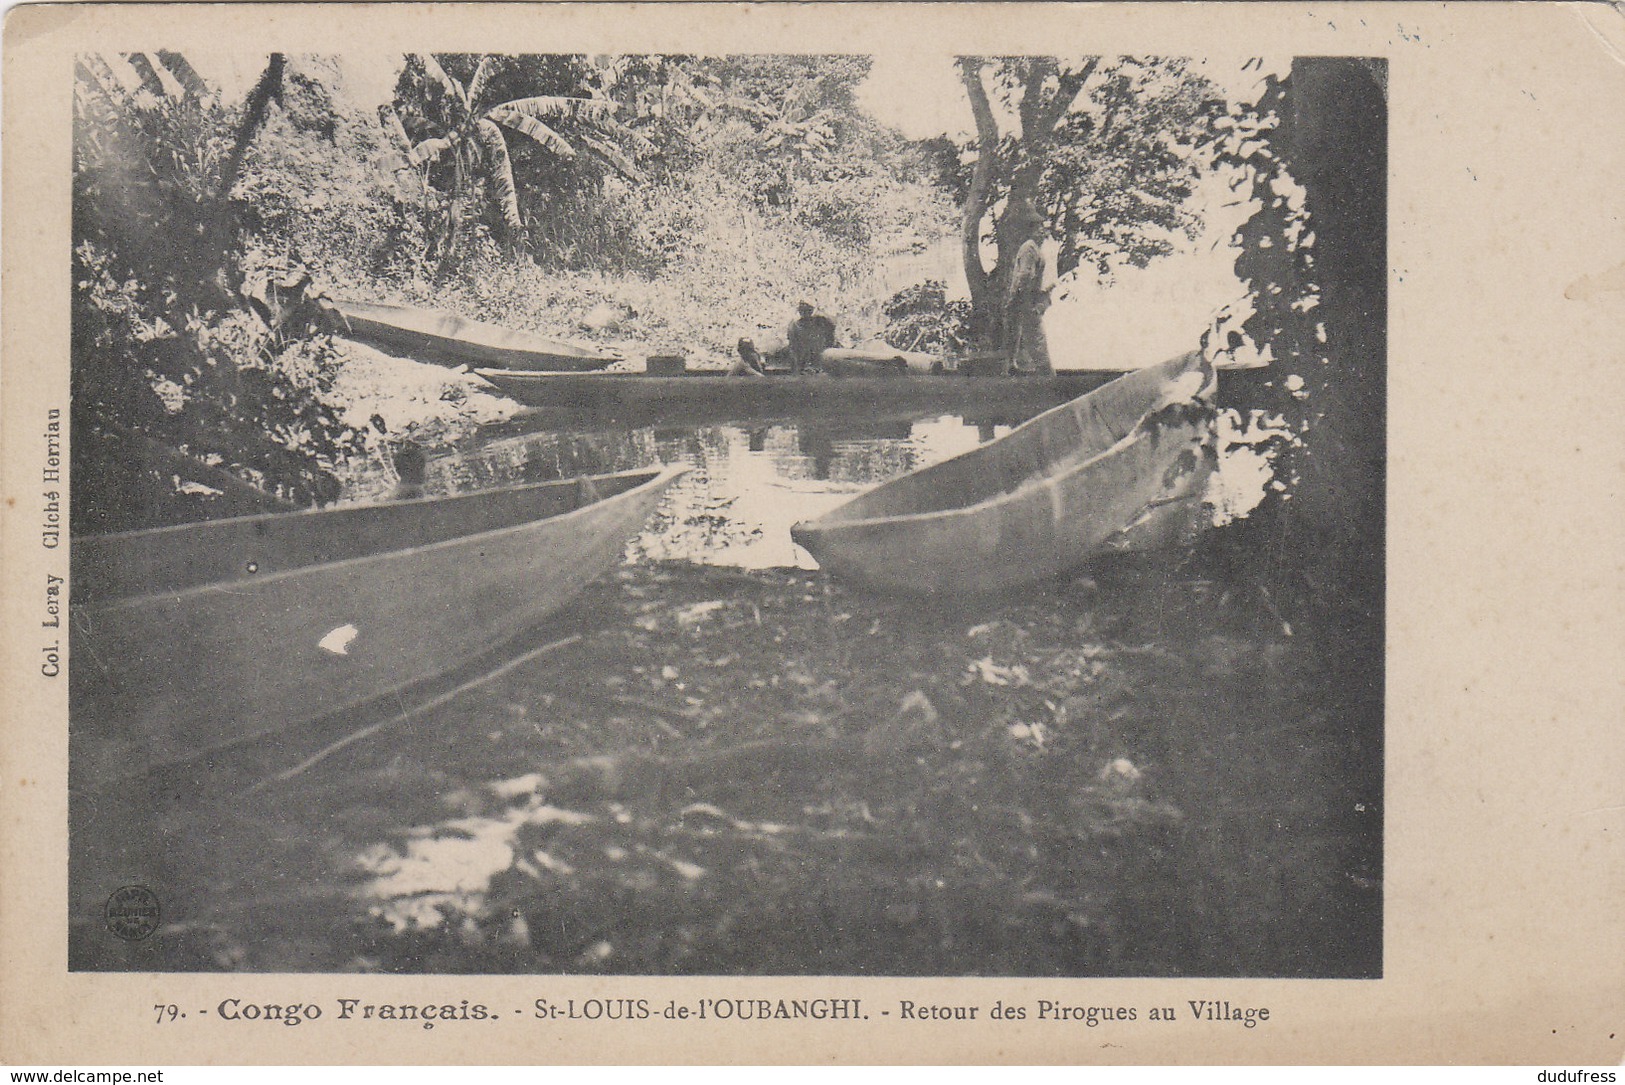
[72,51,1231,533]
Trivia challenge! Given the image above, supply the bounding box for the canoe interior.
[73,468,659,605]
[786,352,1215,596]
[812,352,1209,525]
[70,466,684,787]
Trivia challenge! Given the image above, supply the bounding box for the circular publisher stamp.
[105,885,160,942]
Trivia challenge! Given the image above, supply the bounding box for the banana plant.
[382,53,643,275]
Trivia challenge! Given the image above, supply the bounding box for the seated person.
[391,441,427,501]
[786,301,836,375]
[730,337,767,377]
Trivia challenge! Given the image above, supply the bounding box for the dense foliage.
[72,54,363,533]
[72,50,1228,530]
[879,281,975,355]
[1198,59,1388,625]
[384,54,645,277]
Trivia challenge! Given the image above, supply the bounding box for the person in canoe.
[1004,201,1055,376]
[786,301,837,376]
[391,440,427,501]
[730,337,767,377]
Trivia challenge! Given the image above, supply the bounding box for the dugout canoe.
[473,367,1116,421]
[329,300,622,370]
[789,352,1217,597]
[69,465,686,787]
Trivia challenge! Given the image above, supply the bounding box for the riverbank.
[70,555,1381,977]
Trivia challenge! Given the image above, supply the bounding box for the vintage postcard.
[2,1,1621,1066]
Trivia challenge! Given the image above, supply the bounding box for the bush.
[72,55,363,532]
[881,280,974,355]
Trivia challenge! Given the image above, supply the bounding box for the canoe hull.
[475,368,1116,420]
[332,301,621,371]
[70,467,684,786]
[789,352,1215,596]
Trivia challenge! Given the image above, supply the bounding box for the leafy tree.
[233,58,413,279]
[72,53,362,533]
[585,53,714,171]
[696,54,875,184]
[953,56,1216,345]
[384,53,646,276]
[621,53,947,282]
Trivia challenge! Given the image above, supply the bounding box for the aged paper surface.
[3,0,1622,1066]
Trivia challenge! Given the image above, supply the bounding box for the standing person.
[786,301,836,376]
[1004,203,1054,376]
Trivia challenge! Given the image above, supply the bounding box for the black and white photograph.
[5,1,1621,1069]
[64,45,1386,979]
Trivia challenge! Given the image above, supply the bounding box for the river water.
[429,409,1028,569]
[71,397,1377,977]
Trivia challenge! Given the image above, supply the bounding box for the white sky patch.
[186,52,403,112]
[857,54,969,140]
[857,55,1290,141]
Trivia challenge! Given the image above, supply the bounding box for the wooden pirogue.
[473,366,1117,420]
[70,465,686,787]
[789,352,1217,596]
[329,299,622,371]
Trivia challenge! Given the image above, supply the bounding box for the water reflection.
[432,412,1024,569]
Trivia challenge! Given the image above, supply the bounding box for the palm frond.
[408,136,456,167]
[604,117,656,155]
[465,56,496,109]
[217,53,285,199]
[474,118,523,233]
[578,132,645,182]
[419,54,468,114]
[75,55,126,103]
[686,83,716,110]
[488,108,576,158]
[377,104,413,152]
[721,92,772,121]
[124,53,170,98]
[496,94,616,123]
[153,51,210,99]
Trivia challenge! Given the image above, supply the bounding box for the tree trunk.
[957,58,1097,350]
[992,59,1054,289]
[957,59,998,342]
[217,53,285,201]
[1220,58,1387,611]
